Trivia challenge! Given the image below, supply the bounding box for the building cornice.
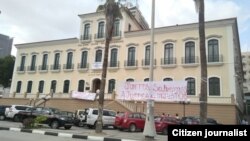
[125,18,237,38]
[15,38,78,48]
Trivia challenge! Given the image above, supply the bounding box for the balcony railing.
[63,64,74,71]
[141,59,156,68]
[27,66,37,72]
[17,66,26,73]
[108,61,119,69]
[80,34,91,42]
[112,31,121,39]
[50,64,61,72]
[38,65,48,72]
[77,63,89,72]
[94,33,105,40]
[161,57,177,68]
[124,60,138,69]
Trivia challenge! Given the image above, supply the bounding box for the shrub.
[22,116,47,129]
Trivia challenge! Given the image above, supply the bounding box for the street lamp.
[179,99,191,117]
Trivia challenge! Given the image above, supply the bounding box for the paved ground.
[0,120,167,141]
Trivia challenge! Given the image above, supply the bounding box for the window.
[97,21,105,38]
[63,80,70,93]
[16,81,22,93]
[53,53,60,69]
[38,80,44,93]
[144,78,149,82]
[208,39,219,62]
[110,48,118,67]
[113,19,120,36]
[20,56,26,71]
[78,80,85,92]
[30,55,36,71]
[80,51,88,68]
[108,79,116,93]
[163,78,173,81]
[50,80,57,93]
[145,45,150,65]
[95,50,102,62]
[27,81,33,93]
[185,41,195,63]
[66,52,73,69]
[83,23,90,40]
[126,78,134,82]
[42,54,48,70]
[127,47,135,66]
[209,77,220,96]
[164,43,174,64]
[185,77,195,95]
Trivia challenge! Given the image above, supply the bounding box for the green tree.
[95,0,122,133]
[194,0,207,124]
[0,55,15,88]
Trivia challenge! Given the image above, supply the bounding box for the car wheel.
[0,115,5,120]
[64,125,72,130]
[129,124,136,132]
[51,120,59,129]
[162,127,168,135]
[13,115,20,122]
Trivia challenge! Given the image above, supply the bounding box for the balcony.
[63,64,74,72]
[181,56,199,67]
[161,57,177,68]
[80,34,91,43]
[50,64,61,72]
[94,33,105,41]
[77,63,89,72]
[16,66,26,74]
[112,31,122,40]
[38,65,48,73]
[27,66,37,73]
[141,59,156,69]
[108,61,119,70]
[124,60,138,70]
[207,55,223,66]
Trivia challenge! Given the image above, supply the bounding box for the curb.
[0,127,139,141]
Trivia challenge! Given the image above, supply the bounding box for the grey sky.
[0,0,250,55]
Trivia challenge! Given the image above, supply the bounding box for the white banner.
[117,81,187,101]
[71,91,96,101]
[92,62,102,69]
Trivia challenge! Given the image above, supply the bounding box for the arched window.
[50,80,57,93]
[78,80,85,92]
[144,78,150,82]
[209,77,220,96]
[16,81,22,93]
[208,39,219,62]
[30,55,36,71]
[108,79,116,93]
[97,21,105,38]
[83,23,90,40]
[185,41,195,63]
[126,78,134,82]
[41,54,48,70]
[66,52,73,69]
[27,81,33,93]
[113,19,120,36]
[38,80,44,93]
[80,51,88,68]
[164,43,174,64]
[110,48,118,67]
[163,78,173,81]
[53,53,60,70]
[185,77,195,95]
[20,56,26,71]
[145,45,150,65]
[63,80,70,93]
[127,47,135,66]
[95,50,102,62]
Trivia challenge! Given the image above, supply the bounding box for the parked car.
[73,109,87,127]
[0,105,10,120]
[84,108,116,128]
[15,107,74,129]
[180,116,220,125]
[115,112,146,132]
[155,116,180,135]
[5,105,32,122]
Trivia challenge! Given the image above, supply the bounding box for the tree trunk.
[198,0,207,125]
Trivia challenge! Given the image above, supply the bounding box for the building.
[0,34,13,58]
[7,6,244,124]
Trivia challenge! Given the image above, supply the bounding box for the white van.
[5,105,32,121]
[84,108,116,128]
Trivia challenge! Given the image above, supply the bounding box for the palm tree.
[194,0,207,124]
[95,0,122,133]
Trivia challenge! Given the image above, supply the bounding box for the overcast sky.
[1,0,250,56]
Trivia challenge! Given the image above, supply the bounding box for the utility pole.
[143,0,156,139]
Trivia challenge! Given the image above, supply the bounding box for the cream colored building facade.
[10,7,244,121]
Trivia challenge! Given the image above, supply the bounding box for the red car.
[114,112,146,132]
[155,116,180,135]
